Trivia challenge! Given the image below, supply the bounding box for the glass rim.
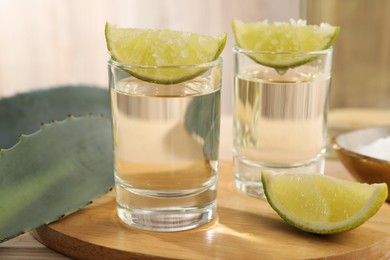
[232,45,333,55]
[108,56,223,69]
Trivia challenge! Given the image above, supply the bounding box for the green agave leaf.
[0,85,110,148]
[184,91,221,160]
[0,115,114,242]
[0,86,114,242]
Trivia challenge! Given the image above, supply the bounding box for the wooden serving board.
[31,161,390,259]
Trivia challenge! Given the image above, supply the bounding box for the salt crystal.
[289,19,307,26]
[354,136,390,161]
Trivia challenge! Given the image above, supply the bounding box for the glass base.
[114,180,217,232]
[234,156,325,199]
[117,202,216,232]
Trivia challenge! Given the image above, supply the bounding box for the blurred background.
[305,0,390,134]
[1,0,389,122]
[0,0,300,114]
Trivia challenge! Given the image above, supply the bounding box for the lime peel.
[105,23,227,84]
[232,19,340,69]
[262,171,388,234]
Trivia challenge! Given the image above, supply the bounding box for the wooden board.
[31,161,390,259]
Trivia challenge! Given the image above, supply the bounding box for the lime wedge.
[105,23,227,84]
[262,172,387,234]
[232,19,340,69]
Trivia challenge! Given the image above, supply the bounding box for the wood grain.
[31,161,390,259]
[0,233,70,260]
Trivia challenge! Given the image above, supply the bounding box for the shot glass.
[233,46,333,198]
[108,58,222,231]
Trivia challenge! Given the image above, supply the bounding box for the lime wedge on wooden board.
[262,171,387,234]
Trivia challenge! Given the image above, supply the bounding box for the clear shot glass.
[233,46,333,198]
[108,58,222,231]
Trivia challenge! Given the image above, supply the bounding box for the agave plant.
[0,86,114,242]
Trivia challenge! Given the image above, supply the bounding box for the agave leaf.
[184,91,221,160]
[0,85,110,149]
[0,115,114,242]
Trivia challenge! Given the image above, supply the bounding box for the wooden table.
[1,116,389,259]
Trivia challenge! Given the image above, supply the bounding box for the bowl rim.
[331,126,390,166]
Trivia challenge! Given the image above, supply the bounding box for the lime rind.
[262,171,388,234]
[105,23,227,84]
[233,19,340,69]
[108,58,222,85]
[235,47,332,70]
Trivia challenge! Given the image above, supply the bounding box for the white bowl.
[332,126,390,201]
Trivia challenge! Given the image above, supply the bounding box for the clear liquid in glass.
[233,66,329,198]
[110,77,220,231]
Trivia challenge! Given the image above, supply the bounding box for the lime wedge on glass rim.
[261,171,387,234]
[232,19,340,69]
[105,23,227,84]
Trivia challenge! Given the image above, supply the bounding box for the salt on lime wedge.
[105,23,227,84]
[232,19,340,69]
[262,172,387,234]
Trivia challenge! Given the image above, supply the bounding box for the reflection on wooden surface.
[30,161,390,260]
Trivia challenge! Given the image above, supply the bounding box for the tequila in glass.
[233,47,333,198]
[109,59,222,231]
